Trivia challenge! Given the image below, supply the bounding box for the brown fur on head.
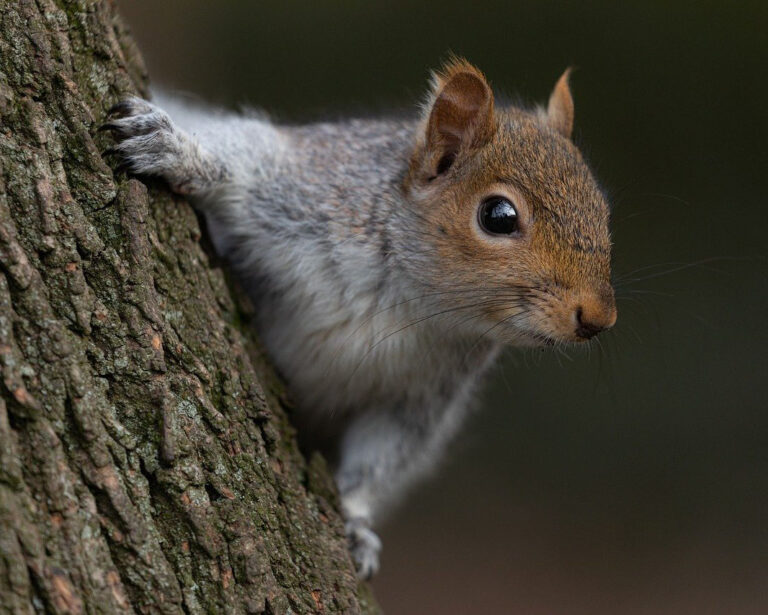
[404,58,616,345]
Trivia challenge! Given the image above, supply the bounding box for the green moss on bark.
[0,1,378,612]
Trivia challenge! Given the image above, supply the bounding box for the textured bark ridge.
[0,1,377,613]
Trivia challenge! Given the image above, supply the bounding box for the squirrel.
[104,57,617,579]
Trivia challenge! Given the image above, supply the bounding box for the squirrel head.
[403,58,616,346]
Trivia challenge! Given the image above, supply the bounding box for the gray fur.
[106,89,592,579]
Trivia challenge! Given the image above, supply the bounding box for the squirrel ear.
[420,58,495,179]
[546,68,575,139]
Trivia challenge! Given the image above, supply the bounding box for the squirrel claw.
[98,121,118,133]
[107,100,135,118]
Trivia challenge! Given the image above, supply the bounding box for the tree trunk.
[0,1,377,613]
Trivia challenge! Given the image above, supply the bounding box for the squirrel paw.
[101,98,209,195]
[345,517,381,580]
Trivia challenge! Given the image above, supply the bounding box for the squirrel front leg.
[336,403,466,579]
[103,98,228,196]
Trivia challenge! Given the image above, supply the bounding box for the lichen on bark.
[0,1,377,613]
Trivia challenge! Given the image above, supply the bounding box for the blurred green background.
[120,2,768,613]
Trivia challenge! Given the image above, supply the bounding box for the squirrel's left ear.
[546,68,574,139]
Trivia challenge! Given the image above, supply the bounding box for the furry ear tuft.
[417,57,495,180]
[547,68,575,139]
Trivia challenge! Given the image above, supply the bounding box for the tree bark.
[0,1,377,613]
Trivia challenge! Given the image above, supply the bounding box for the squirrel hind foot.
[345,518,382,580]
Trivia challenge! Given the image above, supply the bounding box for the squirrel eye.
[478,196,519,235]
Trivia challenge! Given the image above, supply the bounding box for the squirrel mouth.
[532,332,557,347]
[509,328,557,347]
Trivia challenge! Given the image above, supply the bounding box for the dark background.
[120,2,768,613]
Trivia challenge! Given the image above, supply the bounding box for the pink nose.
[574,296,617,340]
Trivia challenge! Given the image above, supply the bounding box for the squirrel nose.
[574,298,617,340]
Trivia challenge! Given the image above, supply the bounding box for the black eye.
[478,196,519,235]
